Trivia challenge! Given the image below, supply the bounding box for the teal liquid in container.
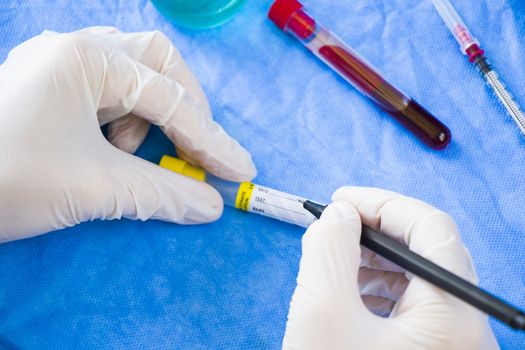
[151,0,246,29]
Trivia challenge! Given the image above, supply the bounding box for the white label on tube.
[235,183,316,228]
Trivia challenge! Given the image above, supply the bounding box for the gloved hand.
[0,27,256,242]
[283,187,499,350]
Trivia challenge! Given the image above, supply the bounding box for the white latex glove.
[283,187,499,350]
[0,27,256,242]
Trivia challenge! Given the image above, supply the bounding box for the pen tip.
[303,200,327,219]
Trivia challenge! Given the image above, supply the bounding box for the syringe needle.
[431,0,525,135]
[476,57,525,135]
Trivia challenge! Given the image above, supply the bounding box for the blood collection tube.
[159,155,316,227]
[268,0,451,150]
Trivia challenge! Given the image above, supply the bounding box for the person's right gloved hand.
[0,27,256,243]
[283,187,500,350]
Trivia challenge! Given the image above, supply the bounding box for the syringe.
[431,0,525,135]
[159,154,525,330]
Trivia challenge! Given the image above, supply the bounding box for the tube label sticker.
[235,182,255,211]
[235,182,316,228]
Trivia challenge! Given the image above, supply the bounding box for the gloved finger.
[174,147,198,166]
[132,32,211,167]
[75,148,223,225]
[96,52,256,182]
[105,31,210,156]
[283,201,379,349]
[40,26,122,37]
[360,246,405,273]
[358,267,408,302]
[17,27,157,164]
[49,29,208,117]
[73,26,123,35]
[333,187,487,333]
[107,114,151,154]
[54,28,154,155]
[108,31,210,117]
[361,295,395,317]
[40,30,59,36]
[332,186,477,283]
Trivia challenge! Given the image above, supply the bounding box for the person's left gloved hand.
[0,27,256,242]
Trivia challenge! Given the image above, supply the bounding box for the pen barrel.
[301,201,525,329]
[278,6,450,149]
[361,226,524,328]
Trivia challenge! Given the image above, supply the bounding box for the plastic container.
[151,0,246,29]
[159,155,316,227]
[268,0,451,150]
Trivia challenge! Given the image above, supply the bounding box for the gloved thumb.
[283,201,375,349]
[299,201,363,293]
[78,151,223,225]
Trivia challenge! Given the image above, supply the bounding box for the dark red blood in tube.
[319,45,451,149]
[269,0,451,149]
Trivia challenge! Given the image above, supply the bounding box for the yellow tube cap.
[159,155,206,182]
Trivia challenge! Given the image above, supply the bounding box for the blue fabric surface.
[1,0,525,348]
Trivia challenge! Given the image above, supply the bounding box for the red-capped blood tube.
[268,0,451,150]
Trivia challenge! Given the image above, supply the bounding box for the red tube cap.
[268,0,304,31]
